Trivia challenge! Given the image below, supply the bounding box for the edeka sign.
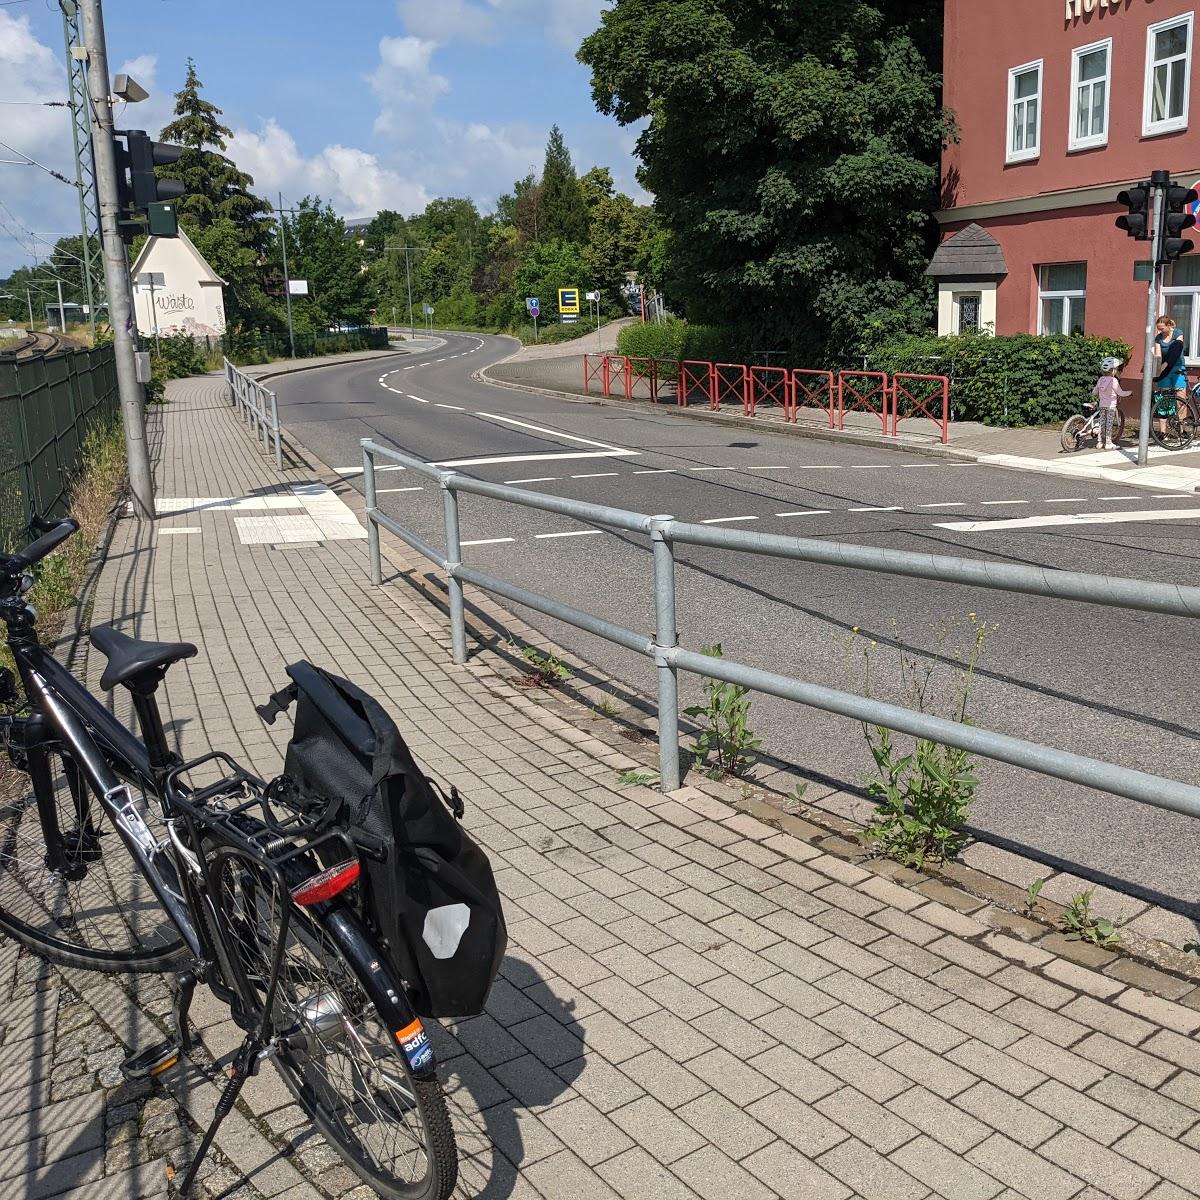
[1065,0,1133,20]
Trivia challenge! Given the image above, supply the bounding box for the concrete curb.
[248,348,410,384]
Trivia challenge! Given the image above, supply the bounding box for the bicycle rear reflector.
[290,860,360,906]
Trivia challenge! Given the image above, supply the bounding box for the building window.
[1163,257,1200,365]
[1144,13,1193,136]
[957,294,981,334]
[1007,60,1042,163]
[1038,263,1087,335]
[1070,39,1110,150]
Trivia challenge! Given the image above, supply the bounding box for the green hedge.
[615,320,736,380]
[866,332,1132,427]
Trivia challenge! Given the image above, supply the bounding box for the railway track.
[0,330,68,360]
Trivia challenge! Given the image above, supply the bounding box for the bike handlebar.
[1,517,79,577]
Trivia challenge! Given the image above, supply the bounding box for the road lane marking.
[701,515,758,524]
[1155,493,1193,498]
[1044,497,1088,503]
[476,413,637,457]
[436,403,465,411]
[572,472,619,479]
[433,450,635,468]
[534,529,604,539]
[980,500,1030,506]
[634,469,676,474]
[777,510,830,517]
[849,506,901,512]
[1096,495,1140,501]
[461,537,516,546]
[794,465,842,470]
[408,395,430,404]
[334,466,404,476]
[691,466,739,472]
[936,508,1200,533]
[919,502,965,508]
[505,476,560,484]
[747,466,791,471]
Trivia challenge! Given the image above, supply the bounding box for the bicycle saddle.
[90,625,198,691]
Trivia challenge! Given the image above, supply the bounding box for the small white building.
[130,226,227,338]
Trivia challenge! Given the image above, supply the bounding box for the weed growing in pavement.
[684,644,761,779]
[845,615,992,870]
[1024,878,1046,918]
[1184,942,1200,955]
[782,782,810,813]
[618,770,659,787]
[1061,890,1123,948]
[596,693,618,718]
[520,646,573,687]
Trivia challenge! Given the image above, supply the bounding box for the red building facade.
[933,0,1200,378]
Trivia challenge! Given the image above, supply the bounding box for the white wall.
[133,237,226,337]
[936,281,997,335]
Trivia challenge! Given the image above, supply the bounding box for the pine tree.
[539,126,588,244]
[158,59,272,251]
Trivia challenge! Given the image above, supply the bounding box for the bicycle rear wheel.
[0,746,185,972]
[210,849,457,1200]
[1060,415,1086,453]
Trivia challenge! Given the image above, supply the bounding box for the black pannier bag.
[274,661,505,1018]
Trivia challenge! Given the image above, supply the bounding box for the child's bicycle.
[1060,401,1126,453]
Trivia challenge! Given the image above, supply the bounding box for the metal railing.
[224,359,282,469]
[359,436,1200,823]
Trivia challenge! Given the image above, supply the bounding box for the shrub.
[153,331,207,379]
[864,331,1132,427]
[616,320,740,381]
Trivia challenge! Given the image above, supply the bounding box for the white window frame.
[1143,12,1193,137]
[1162,270,1200,368]
[1069,37,1111,152]
[1006,59,1043,164]
[1037,264,1087,336]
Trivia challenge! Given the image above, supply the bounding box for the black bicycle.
[1149,387,1199,451]
[0,518,456,1199]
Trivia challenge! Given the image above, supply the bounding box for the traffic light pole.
[1136,175,1168,468]
[79,0,154,519]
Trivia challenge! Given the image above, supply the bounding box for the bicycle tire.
[0,747,187,973]
[209,846,457,1200]
[1150,394,1194,451]
[1113,408,1127,444]
[1060,414,1086,453]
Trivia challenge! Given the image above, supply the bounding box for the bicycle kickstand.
[174,1033,265,1196]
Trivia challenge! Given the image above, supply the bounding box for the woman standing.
[1154,315,1189,414]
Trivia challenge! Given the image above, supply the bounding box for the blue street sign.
[525,296,540,317]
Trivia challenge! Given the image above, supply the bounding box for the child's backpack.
[262,661,506,1018]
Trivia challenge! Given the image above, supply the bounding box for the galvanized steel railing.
[359,436,1200,821]
[224,358,282,469]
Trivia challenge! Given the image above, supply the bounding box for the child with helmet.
[1092,356,1129,452]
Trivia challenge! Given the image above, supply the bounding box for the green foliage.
[1024,878,1046,917]
[684,644,761,778]
[521,646,573,686]
[515,321,593,346]
[540,125,589,244]
[280,198,373,330]
[852,616,990,869]
[618,770,660,787]
[1062,891,1123,948]
[616,319,739,380]
[865,331,1133,427]
[579,1,951,362]
[512,239,591,325]
[154,332,208,379]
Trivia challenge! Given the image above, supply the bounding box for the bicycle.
[1059,400,1126,453]
[1149,386,1199,451]
[0,518,457,1199]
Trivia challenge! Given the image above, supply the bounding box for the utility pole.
[54,277,65,331]
[79,0,154,519]
[277,194,296,358]
[384,243,426,338]
[26,289,34,328]
[1136,172,1169,468]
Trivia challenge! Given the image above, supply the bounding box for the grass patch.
[0,416,126,684]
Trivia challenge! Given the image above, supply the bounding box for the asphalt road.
[272,332,1200,911]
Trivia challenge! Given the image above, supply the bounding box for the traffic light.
[114,130,186,243]
[1116,184,1151,240]
[1160,183,1198,263]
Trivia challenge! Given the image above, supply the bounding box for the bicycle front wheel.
[211,850,458,1200]
[0,747,186,972]
[1060,415,1086,453]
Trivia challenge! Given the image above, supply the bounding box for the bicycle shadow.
[438,956,585,1199]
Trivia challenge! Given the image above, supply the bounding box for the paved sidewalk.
[4,374,1200,1198]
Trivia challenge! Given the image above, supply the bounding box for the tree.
[578,1,952,363]
[511,239,589,325]
[585,192,646,311]
[279,198,372,330]
[539,126,588,244]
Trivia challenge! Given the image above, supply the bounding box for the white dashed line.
[634,469,676,474]
[850,465,890,470]
[1044,497,1088,503]
[461,537,516,546]
[377,487,425,494]
[938,509,1200,533]
[701,515,759,524]
[919,502,965,509]
[572,472,619,479]
[408,395,430,404]
[980,500,1030,506]
[691,466,739,472]
[534,529,604,539]
[505,477,560,484]
[747,466,791,471]
[1096,495,1140,501]
[777,510,830,517]
[849,506,902,512]
[436,403,464,411]
[1155,493,1193,498]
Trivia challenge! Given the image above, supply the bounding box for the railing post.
[270,390,282,469]
[362,440,382,586]
[650,515,681,792]
[441,477,468,665]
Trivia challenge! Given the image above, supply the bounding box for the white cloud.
[227,119,431,216]
[491,0,607,51]
[394,0,496,44]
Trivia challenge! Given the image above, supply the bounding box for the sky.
[0,0,643,277]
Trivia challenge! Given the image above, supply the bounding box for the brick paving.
[3,370,1200,1197]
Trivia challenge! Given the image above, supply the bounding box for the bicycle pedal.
[121,1040,183,1081]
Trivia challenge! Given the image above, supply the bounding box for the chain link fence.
[0,345,119,551]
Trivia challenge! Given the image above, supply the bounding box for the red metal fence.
[579,354,950,443]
